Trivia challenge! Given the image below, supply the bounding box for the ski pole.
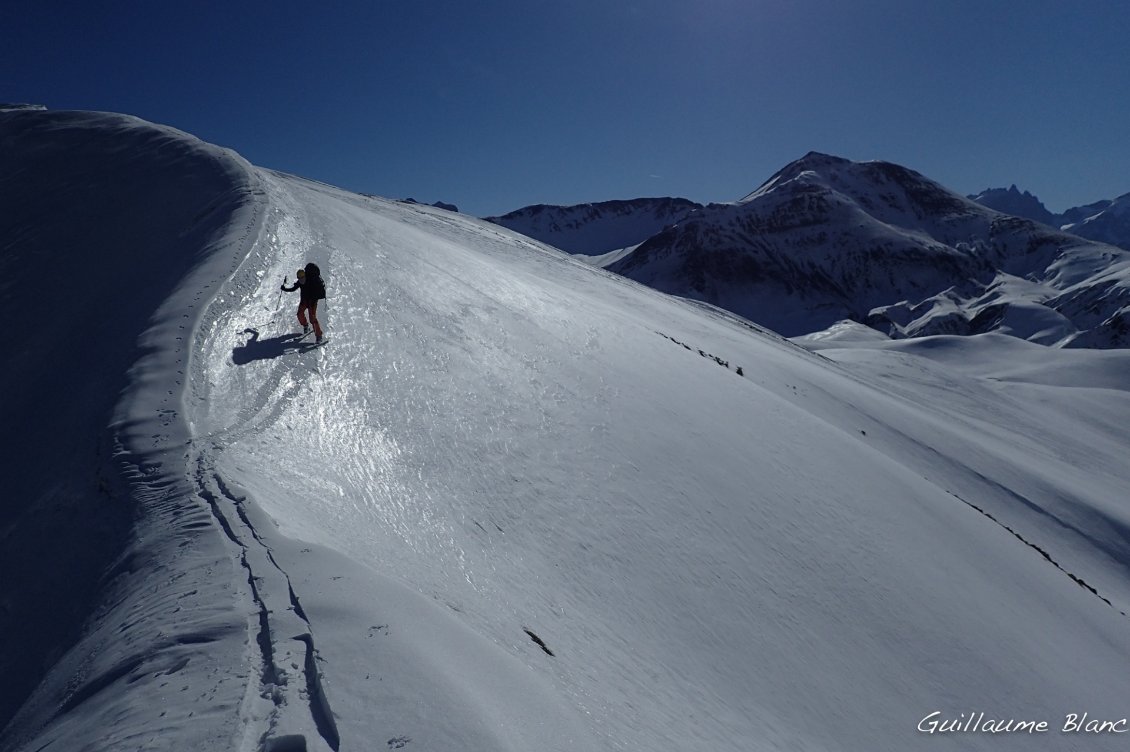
[275,275,286,311]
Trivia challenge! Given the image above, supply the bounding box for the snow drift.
[4,108,1130,752]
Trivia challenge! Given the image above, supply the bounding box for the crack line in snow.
[523,628,555,657]
[193,456,280,742]
[657,332,745,376]
[215,475,312,622]
[858,416,1130,622]
[295,633,341,750]
[949,489,1128,617]
[194,452,340,751]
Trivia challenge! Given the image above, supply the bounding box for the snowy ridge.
[485,197,701,256]
[0,108,269,750]
[0,109,344,752]
[1060,193,1130,251]
[187,172,605,751]
[6,110,1130,751]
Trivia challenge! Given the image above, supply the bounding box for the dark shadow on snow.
[232,328,317,364]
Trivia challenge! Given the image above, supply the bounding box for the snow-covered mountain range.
[489,155,1130,347]
[486,197,701,262]
[972,185,1130,252]
[5,107,1130,752]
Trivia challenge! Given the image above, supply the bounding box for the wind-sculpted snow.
[7,111,1130,752]
[0,108,266,749]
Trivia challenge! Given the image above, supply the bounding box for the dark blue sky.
[4,1,1129,216]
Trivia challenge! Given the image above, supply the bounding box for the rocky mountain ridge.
[971,185,1130,251]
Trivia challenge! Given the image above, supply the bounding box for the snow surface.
[5,109,1130,752]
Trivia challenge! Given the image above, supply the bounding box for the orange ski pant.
[298,300,323,337]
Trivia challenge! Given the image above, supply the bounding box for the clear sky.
[3,0,1129,217]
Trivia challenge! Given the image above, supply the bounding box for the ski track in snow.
[194,451,340,752]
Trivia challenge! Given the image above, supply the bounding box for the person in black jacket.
[281,263,326,343]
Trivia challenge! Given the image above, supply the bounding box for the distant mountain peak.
[738,153,978,225]
[484,197,702,255]
[785,151,853,173]
[740,153,956,212]
[970,187,1130,250]
[485,151,1130,347]
[601,153,1130,346]
[742,152,853,201]
[969,186,1055,225]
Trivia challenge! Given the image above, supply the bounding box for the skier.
[280,263,326,343]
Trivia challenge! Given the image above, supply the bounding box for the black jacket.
[282,275,324,303]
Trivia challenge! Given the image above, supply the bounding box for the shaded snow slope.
[0,108,265,747]
[6,110,1130,752]
[1061,192,1130,251]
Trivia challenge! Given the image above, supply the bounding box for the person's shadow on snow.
[232,328,317,365]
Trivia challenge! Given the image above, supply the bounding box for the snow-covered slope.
[6,110,1130,752]
[0,107,266,746]
[1060,193,1130,251]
